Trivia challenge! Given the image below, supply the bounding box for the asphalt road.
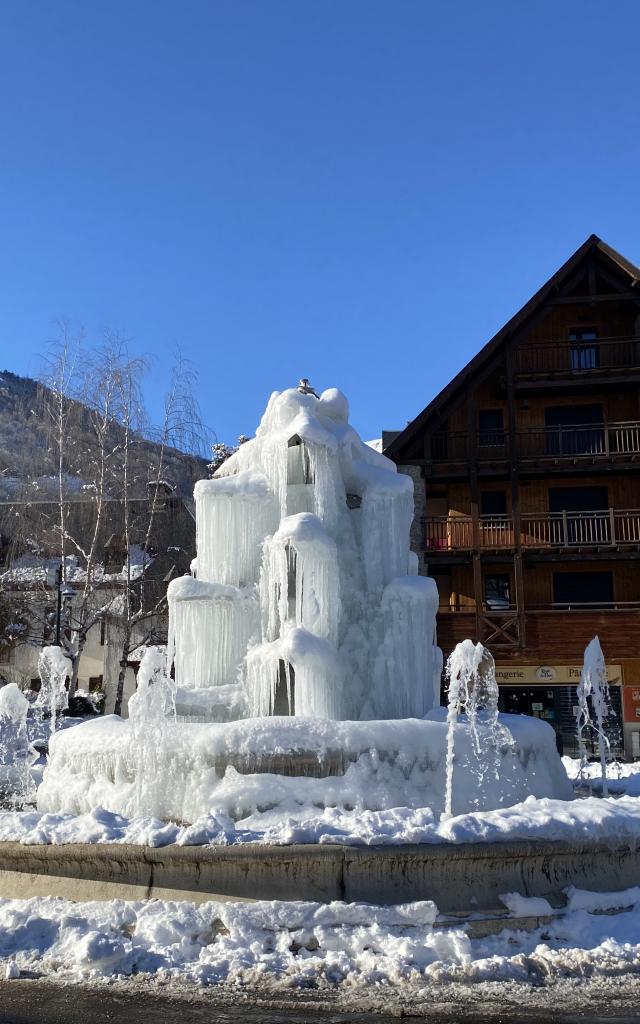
[1,981,640,1024]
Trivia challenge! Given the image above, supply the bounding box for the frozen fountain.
[0,684,38,808]
[37,384,571,822]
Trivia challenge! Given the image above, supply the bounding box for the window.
[478,409,504,447]
[569,328,599,370]
[544,405,604,456]
[553,571,613,606]
[484,574,511,610]
[480,491,507,517]
[430,432,449,461]
[548,486,608,513]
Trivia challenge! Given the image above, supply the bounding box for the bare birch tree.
[6,330,207,709]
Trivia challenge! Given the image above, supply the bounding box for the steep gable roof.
[385,234,640,461]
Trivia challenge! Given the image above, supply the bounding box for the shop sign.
[495,665,622,686]
[622,687,640,724]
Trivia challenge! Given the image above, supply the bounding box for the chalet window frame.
[552,570,614,608]
[484,573,511,611]
[478,409,505,448]
[568,326,600,371]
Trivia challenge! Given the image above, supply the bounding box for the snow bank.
[0,888,640,989]
[36,712,572,823]
[563,756,640,796]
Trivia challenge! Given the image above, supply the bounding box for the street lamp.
[54,565,76,647]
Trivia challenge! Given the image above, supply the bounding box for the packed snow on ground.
[1,792,640,848]
[563,756,640,796]
[0,888,639,990]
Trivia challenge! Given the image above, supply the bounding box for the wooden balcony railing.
[425,508,640,551]
[429,420,640,467]
[439,600,640,613]
[518,421,640,459]
[511,335,640,377]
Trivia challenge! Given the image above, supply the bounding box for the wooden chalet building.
[385,235,640,759]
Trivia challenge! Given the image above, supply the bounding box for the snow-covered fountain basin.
[36,384,572,825]
[37,711,571,823]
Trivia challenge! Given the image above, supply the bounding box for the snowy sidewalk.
[0,888,639,992]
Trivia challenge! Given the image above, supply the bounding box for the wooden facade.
[385,235,640,757]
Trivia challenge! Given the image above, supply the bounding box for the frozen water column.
[261,513,340,645]
[167,471,276,693]
[194,470,279,586]
[248,511,343,718]
[373,576,440,719]
[349,455,441,719]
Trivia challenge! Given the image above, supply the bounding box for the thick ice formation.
[38,383,573,823]
[168,386,440,722]
[37,711,572,822]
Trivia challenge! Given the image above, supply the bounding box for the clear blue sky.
[1,0,639,446]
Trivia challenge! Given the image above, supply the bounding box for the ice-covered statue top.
[168,385,440,722]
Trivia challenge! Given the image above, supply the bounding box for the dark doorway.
[544,404,604,456]
[480,490,507,517]
[548,485,610,544]
[273,660,295,715]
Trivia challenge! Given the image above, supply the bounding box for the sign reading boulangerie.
[495,665,622,685]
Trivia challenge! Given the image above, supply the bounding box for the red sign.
[622,686,640,723]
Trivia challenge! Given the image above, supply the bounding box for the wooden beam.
[548,292,640,305]
[514,374,640,391]
[588,256,597,300]
[524,550,640,563]
[506,349,525,650]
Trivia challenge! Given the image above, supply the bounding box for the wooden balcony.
[518,421,640,460]
[512,335,640,379]
[436,605,640,660]
[425,508,640,552]
[428,420,640,474]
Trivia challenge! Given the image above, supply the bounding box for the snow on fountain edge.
[36,711,572,823]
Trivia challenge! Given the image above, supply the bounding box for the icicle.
[355,463,414,593]
[246,628,344,719]
[195,472,278,586]
[372,576,439,718]
[168,577,259,690]
[260,514,340,644]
